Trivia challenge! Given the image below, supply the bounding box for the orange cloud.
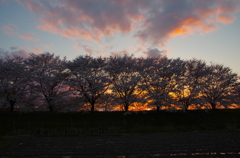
[172,28,187,35]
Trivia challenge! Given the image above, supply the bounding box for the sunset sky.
[0,0,240,75]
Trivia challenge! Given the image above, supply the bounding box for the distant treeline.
[0,52,239,112]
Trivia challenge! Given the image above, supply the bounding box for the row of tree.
[0,52,239,112]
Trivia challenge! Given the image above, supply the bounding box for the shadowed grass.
[0,136,23,148]
[0,109,239,138]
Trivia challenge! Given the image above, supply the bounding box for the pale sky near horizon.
[0,0,240,75]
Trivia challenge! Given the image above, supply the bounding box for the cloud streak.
[20,34,40,41]
[74,43,102,55]
[2,24,19,36]
[17,0,240,47]
[29,47,43,53]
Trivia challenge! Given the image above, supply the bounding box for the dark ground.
[0,132,240,158]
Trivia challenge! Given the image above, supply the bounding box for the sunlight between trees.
[0,52,239,112]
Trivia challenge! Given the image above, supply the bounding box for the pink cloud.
[17,0,144,42]
[41,44,53,49]
[22,46,45,53]
[103,45,114,51]
[2,24,18,36]
[136,1,240,46]
[17,0,240,47]
[216,15,236,23]
[20,34,32,40]
[74,43,102,55]
[85,50,92,55]
[0,0,7,4]
[135,45,143,52]
[32,47,43,53]
[20,34,40,41]
[2,24,40,41]
[38,18,102,42]
[143,1,240,46]
[73,45,81,51]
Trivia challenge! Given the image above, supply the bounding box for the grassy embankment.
[0,109,239,148]
[0,109,240,136]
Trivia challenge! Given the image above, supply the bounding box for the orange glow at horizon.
[77,101,240,111]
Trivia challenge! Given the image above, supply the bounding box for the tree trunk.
[10,102,14,111]
[90,100,95,112]
[156,101,161,111]
[124,105,129,111]
[49,104,54,112]
[184,103,189,111]
[211,103,216,110]
[9,101,15,112]
[90,104,95,112]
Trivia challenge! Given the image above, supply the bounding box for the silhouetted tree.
[1,52,238,112]
[141,57,184,110]
[106,54,146,111]
[66,55,111,111]
[174,59,208,110]
[201,64,238,110]
[0,56,28,111]
[25,52,69,112]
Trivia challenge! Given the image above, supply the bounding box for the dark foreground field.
[0,110,240,157]
[0,132,240,157]
[1,109,240,136]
